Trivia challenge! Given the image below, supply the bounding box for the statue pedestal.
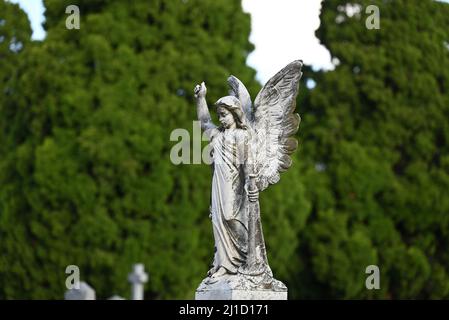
[196,288,287,300]
[195,273,287,300]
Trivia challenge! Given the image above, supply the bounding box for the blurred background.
[0,0,448,299]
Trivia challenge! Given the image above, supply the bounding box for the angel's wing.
[252,60,303,191]
[227,75,253,122]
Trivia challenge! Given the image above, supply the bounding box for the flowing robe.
[209,128,250,274]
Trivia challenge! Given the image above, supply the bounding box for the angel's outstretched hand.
[194,82,207,99]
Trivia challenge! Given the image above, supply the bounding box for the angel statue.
[194,60,303,299]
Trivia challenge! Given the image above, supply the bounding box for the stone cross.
[127,263,148,300]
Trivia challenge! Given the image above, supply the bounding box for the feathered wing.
[252,60,303,191]
[227,75,253,122]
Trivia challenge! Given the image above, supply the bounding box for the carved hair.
[215,96,248,130]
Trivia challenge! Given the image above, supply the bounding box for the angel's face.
[217,107,235,129]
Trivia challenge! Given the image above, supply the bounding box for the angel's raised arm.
[194,82,216,132]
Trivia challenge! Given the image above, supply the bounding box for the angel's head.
[215,96,247,130]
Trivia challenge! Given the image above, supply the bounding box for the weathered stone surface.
[193,61,302,299]
[64,281,96,300]
[195,274,287,300]
[196,289,287,300]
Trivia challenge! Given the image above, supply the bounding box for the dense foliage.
[1,0,448,299]
[0,0,264,299]
[296,0,449,298]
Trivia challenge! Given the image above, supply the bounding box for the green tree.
[0,0,33,297]
[295,0,449,298]
[0,0,310,299]
[0,0,31,153]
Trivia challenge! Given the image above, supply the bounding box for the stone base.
[195,273,287,300]
[196,288,287,300]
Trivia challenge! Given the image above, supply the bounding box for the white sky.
[7,0,449,83]
[242,0,333,82]
[7,0,46,40]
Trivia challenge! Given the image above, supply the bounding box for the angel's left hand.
[247,187,259,202]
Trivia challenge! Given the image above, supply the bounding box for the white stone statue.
[194,60,303,300]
